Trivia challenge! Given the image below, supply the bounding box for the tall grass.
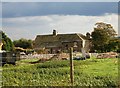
[2,58,118,87]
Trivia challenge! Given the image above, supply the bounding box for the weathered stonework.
[34,30,91,54]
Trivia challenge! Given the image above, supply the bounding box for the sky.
[1,0,120,2]
[1,2,119,40]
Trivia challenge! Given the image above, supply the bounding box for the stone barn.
[33,30,91,54]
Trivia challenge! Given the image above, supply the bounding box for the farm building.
[33,30,91,54]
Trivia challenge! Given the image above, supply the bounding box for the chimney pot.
[53,30,57,36]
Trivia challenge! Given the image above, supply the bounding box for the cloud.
[2,0,120,2]
[2,13,118,40]
[2,2,118,18]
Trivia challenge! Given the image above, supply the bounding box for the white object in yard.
[20,52,25,55]
[81,48,86,58]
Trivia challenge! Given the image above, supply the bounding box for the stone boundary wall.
[20,54,55,59]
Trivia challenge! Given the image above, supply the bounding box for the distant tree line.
[1,31,33,52]
[13,38,33,49]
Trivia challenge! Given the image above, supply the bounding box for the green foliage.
[104,38,120,52]
[13,38,33,49]
[2,58,118,87]
[1,31,14,51]
[91,22,117,53]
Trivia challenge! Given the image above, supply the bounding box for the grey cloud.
[2,2,118,18]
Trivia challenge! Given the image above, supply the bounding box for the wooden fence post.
[69,47,74,86]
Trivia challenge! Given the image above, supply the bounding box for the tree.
[117,38,120,52]
[104,38,120,52]
[13,38,33,49]
[91,22,117,53]
[1,31,14,51]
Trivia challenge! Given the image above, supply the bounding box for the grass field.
[2,57,118,87]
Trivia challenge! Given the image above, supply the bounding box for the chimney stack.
[53,30,57,36]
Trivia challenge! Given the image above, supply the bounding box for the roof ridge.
[37,33,81,36]
[76,33,87,40]
[76,33,84,40]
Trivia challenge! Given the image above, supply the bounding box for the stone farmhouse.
[33,30,91,54]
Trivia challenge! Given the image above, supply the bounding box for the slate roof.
[34,33,88,49]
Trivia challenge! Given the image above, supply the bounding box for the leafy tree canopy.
[13,38,33,49]
[91,22,117,53]
[1,31,14,51]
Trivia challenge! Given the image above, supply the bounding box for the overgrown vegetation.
[2,58,118,87]
[13,38,33,49]
[1,31,14,51]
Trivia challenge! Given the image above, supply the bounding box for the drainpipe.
[81,40,86,59]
